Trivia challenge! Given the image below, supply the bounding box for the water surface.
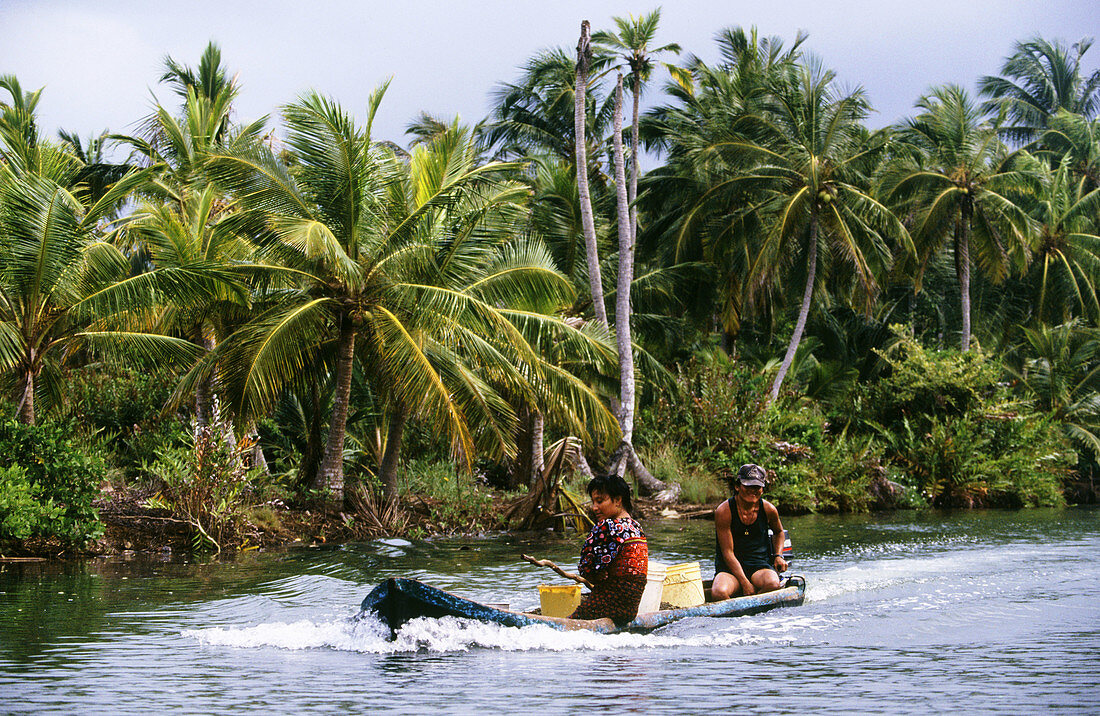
[2,508,1098,714]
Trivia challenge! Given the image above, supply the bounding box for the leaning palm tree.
[0,164,191,423]
[979,36,1100,145]
[752,62,904,401]
[661,57,903,401]
[640,27,806,340]
[884,84,1037,351]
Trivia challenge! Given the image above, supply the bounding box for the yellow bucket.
[662,561,705,608]
[539,583,582,618]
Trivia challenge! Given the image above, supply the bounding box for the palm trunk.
[612,75,669,498]
[15,368,34,425]
[319,319,357,503]
[194,328,216,427]
[958,204,972,352]
[245,422,270,476]
[575,20,608,329]
[629,73,641,241]
[530,410,544,485]
[303,376,325,491]
[379,407,408,505]
[613,75,636,444]
[770,214,819,403]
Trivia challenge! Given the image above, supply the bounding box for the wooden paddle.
[521,553,594,588]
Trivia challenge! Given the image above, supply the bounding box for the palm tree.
[201,91,614,504]
[487,47,613,168]
[114,45,266,427]
[651,53,901,401]
[123,186,255,425]
[1021,154,1100,324]
[0,81,212,424]
[593,9,681,238]
[750,62,904,401]
[1007,320,1100,455]
[640,27,806,341]
[884,85,1036,351]
[979,36,1100,145]
[57,129,133,213]
[1039,110,1100,194]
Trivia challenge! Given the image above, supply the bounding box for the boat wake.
[183,609,823,653]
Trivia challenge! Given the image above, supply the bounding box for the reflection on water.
[2,508,1099,714]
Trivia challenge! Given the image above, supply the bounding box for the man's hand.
[740,578,756,596]
[774,555,788,572]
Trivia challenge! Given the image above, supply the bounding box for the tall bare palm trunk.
[958,204,973,351]
[611,74,670,497]
[612,75,636,445]
[379,407,408,505]
[575,20,608,329]
[629,74,641,240]
[770,216,819,403]
[319,319,357,503]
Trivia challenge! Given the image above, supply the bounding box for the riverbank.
[0,484,717,560]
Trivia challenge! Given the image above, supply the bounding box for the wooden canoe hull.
[359,576,806,638]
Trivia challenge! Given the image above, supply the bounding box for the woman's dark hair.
[587,473,633,514]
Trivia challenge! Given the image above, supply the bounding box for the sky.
[2,0,1098,154]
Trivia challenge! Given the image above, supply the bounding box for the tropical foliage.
[3,22,1099,553]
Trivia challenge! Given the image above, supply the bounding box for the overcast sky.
[2,0,1098,152]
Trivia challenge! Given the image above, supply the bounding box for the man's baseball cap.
[737,463,767,487]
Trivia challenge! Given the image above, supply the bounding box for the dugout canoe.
[358,575,806,639]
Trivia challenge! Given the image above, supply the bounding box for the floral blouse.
[577,516,648,582]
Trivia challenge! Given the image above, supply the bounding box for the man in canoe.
[711,463,788,599]
[569,474,649,624]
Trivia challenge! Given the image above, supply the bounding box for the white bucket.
[637,561,667,613]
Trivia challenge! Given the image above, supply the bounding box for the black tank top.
[714,498,771,573]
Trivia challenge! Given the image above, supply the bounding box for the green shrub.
[0,465,65,542]
[64,365,189,478]
[778,433,882,513]
[400,459,502,533]
[856,325,1000,432]
[143,407,258,553]
[0,420,105,546]
[643,444,727,505]
[637,355,769,458]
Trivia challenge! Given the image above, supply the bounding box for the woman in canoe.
[569,474,648,624]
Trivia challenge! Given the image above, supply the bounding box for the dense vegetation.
[2,16,1098,554]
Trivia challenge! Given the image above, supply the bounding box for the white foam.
[182,612,822,654]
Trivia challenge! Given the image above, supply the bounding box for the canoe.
[359,575,806,638]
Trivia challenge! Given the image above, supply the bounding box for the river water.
[1,508,1098,715]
